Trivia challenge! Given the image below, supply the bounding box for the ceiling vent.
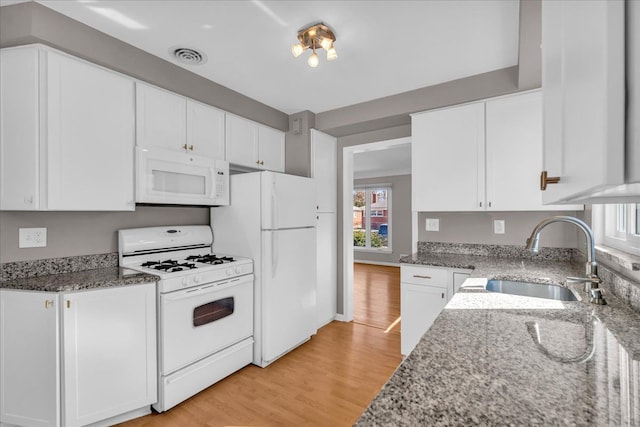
[171,47,207,65]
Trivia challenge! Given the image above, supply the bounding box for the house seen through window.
[353,186,391,251]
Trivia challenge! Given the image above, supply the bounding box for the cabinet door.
[412,103,485,211]
[0,47,41,210]
[541,0,625,203]
[258,125,285,172]
[400,282,448,356]
[187,100,225,160]
[62,284,156,427]
[316,212,337,328]
[225,114,259,168]
[485,92,581,211]
[46,51,135,210]
[136,82,186,151]
[1,290,60,427]
[311,129,337,213]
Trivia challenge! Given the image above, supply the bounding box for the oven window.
[152,170,206,195]
[193,297,234,327]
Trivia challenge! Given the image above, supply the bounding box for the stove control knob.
[235,267,241,274]
[182,278,189,286]
[194,276,200,283]
[226,269,233,276]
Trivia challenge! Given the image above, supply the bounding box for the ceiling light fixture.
[291,22,338,67]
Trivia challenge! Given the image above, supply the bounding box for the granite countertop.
[356,252,640,426]
[0,267,159,292]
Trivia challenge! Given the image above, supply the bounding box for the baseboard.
[354,260,400,267]
[334,314,348,322]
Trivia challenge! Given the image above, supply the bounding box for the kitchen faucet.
[525,216,606,305]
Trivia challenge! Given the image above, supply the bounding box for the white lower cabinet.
[400,265,470,355]
[0,284,157,427]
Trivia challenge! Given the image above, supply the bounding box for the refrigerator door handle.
[271,181,278,230]
[271,232,278,278]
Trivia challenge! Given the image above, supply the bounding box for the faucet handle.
[566,276,602,293]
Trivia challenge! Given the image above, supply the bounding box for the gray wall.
[417,211,581,248]
[285,111,316,177]
[0,207,209,263]
[354,175,412,265]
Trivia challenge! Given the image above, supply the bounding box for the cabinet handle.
[189,145,194,151]
[488,201,492,208]
[479,202,482,207]
[441,292,445,299]
[540,170,560,191]
[66,300,71,309]
[182,143,188,151]
[413,275,431,279]
[259,160,264,166]
[45,300,54,309]
[256,160,261,165]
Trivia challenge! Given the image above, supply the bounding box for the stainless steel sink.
[485,280,578,301]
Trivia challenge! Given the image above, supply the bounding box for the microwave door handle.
[209,168,216,199]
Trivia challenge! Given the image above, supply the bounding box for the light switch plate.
[493,220,505,234]
[426,218,440,231]
[19,227,47,248]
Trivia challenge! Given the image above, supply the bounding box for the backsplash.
[417,242,574,261]
[0,252,117,282]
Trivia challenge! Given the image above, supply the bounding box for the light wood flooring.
[119,263,401,427]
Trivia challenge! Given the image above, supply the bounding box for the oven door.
[136,146,229,206]
[159,275,253,375]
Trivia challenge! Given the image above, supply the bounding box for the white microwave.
[136,146,229,206]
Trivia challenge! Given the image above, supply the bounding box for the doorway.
[342,137,411,322]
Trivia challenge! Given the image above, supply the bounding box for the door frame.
[341,137,411,321]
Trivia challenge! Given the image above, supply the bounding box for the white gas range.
[118,225,254,413]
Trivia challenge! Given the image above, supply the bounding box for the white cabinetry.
[400,264,470,355]
[311,130,338,328]
[412,102,485,212]
[412,92,582,212]
[0,284,157,427]
[0,290,60,427]
[0,45,135,211]
[541,0,638,203]
[136,82,225,160]
[225,114,284,172]
[401,265,448,356]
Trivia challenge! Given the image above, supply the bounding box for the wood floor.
[353,263,401,334]
[119,263,401,427]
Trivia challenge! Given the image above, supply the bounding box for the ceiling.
[354,143,411,180]
[6,0,521,115]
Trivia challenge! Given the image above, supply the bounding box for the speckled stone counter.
[0,267,159,292]
[356,252,640,426]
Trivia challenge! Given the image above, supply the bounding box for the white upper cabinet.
[136,82,225,159]
[187,99,225,160]
[412,92,582,212]
[485,92,580,210]
[541,0,637,203]
[0,45,135,211]
[258,125,285,173]
[310,129,337,213]
[225,114,284,172]
[412,102,485,211]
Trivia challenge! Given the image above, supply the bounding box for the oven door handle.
[162,283,221,301]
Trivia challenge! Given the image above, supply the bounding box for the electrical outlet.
[493,220,505,234]
[426,218,440,232]
[19,227,47,248]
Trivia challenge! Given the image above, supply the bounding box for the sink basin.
[485,280,578,301]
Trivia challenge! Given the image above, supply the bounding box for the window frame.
[597,203,640,256]
[353,185,392,253]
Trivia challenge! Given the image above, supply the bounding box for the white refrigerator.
[211,171,317,367]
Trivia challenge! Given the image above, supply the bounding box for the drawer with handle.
[400,265,448,287]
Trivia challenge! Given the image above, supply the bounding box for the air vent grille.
[172,47,207,65]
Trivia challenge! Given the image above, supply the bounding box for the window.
[353,186,391,251]
[600,203,640,255]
